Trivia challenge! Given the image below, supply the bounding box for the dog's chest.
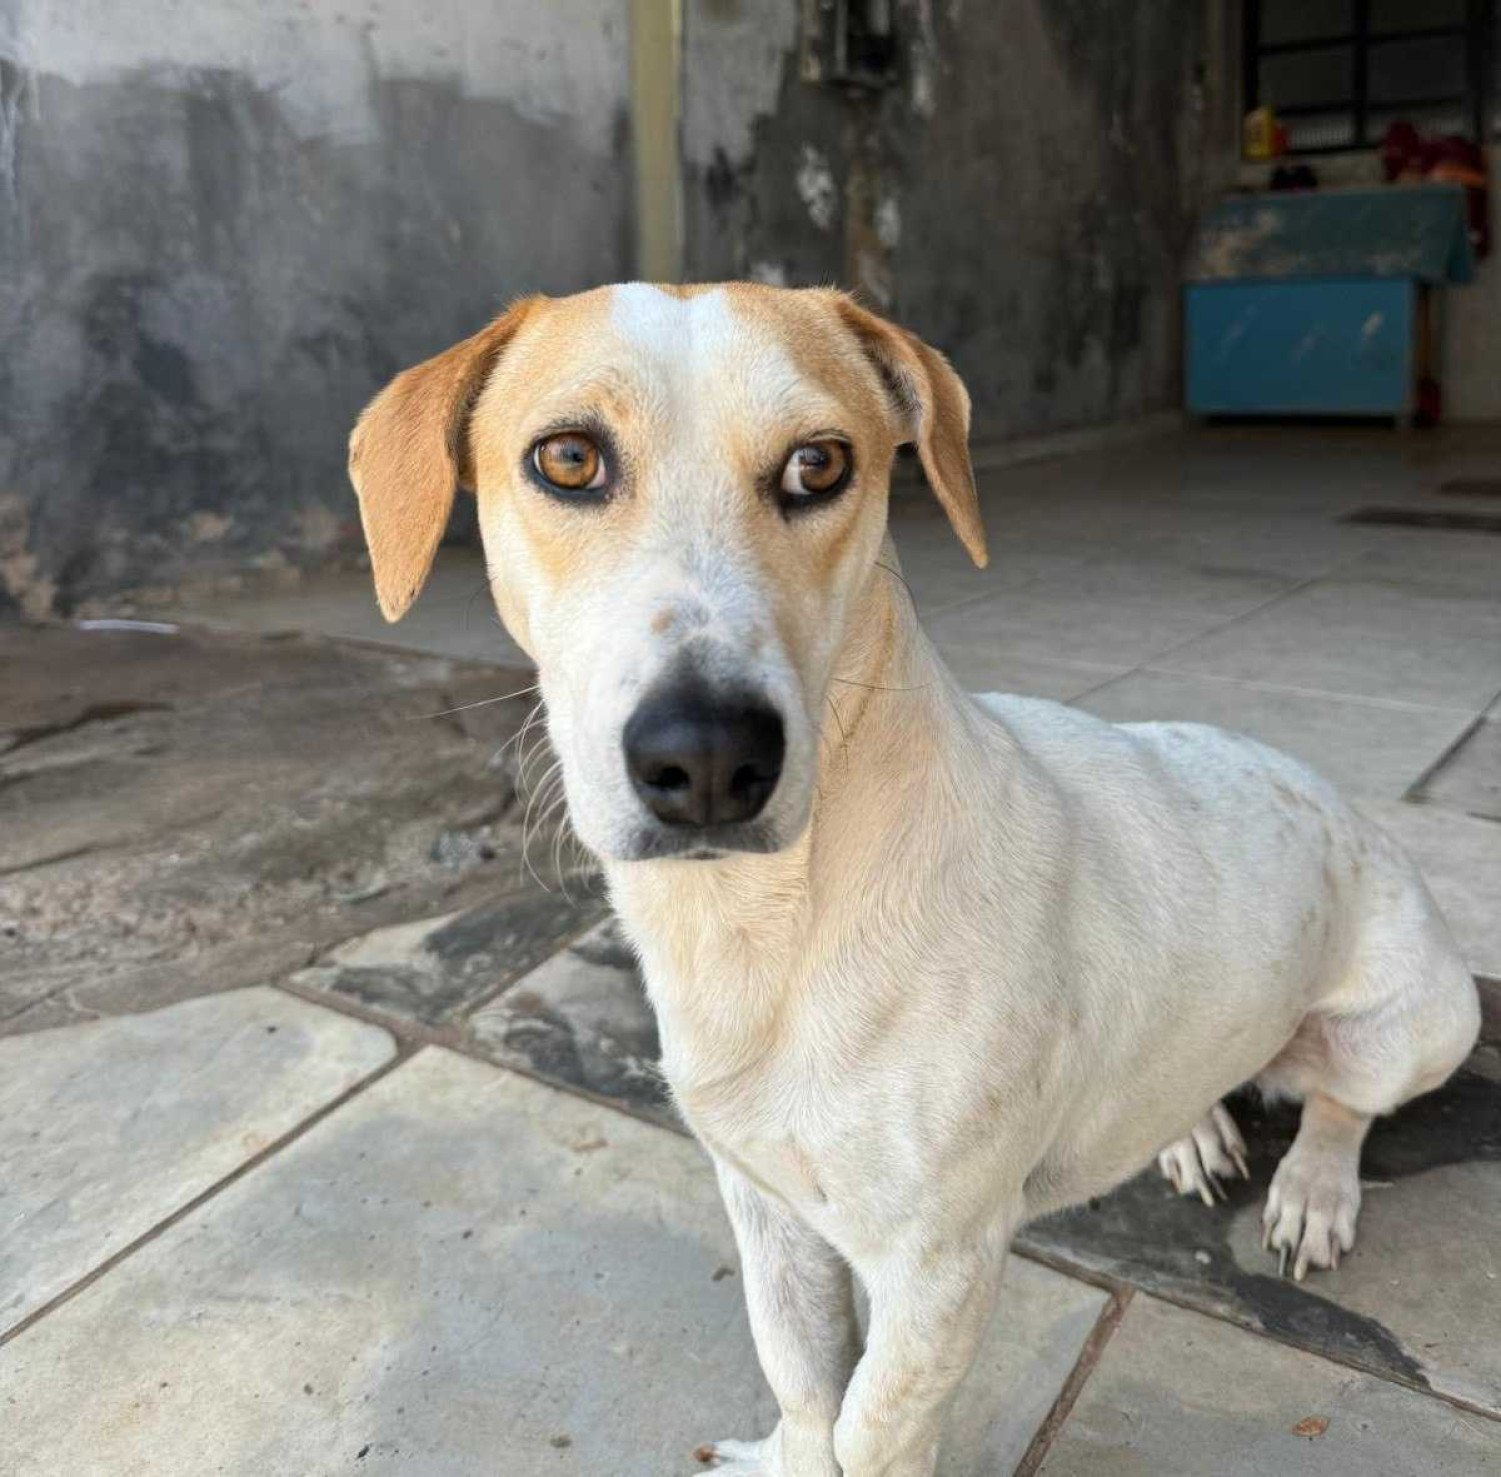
[669,1029,969,1249]
[692,1106,903,1248]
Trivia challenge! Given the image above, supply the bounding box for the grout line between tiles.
[1402,709,1491,802]
[1014,1244,1501,1430]
[270,975,684,1138]
[1117,570,1329,672]
[0,1046,417,1352]
[1012,1287,1134,1476]
[1129,664,1485,719]
[1064,666,1140,705]
[455,909,611,1021]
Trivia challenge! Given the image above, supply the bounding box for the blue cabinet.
[1187,277,1415,418]
[1185,187,1473,421]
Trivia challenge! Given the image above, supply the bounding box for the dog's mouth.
[619,818,790,862]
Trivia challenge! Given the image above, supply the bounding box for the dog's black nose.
[624,689,785,829]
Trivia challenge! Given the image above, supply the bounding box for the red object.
[1381,121,1490,258]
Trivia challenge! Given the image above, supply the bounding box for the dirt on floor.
[0,621,595,1036]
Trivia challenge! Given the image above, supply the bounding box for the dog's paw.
[695,1429,839,1476]
[694,1437,774,1474]
[1262,1139,1360,1280]
[1157,1101,1250,1206]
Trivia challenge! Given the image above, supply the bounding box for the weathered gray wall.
[0,2,632,616]
[682,0,1212,440]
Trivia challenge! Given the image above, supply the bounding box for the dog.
[349,283,1480,1476]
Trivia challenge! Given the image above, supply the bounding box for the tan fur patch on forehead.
[479,283,892,428]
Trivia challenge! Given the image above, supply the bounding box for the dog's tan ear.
[348,299,537,621]
[834,297,987,568]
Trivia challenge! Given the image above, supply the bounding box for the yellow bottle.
[1244,106,1277,161]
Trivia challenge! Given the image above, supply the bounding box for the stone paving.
[4,427,1501,1472]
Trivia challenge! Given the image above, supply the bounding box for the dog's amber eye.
[780,440,852,502]
[532,433,606,494]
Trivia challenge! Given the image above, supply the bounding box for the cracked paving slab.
[290,887,606,1027]
[0,1049,1108,1477]
[468,915,671,1125]
[0,622,595,1034]
[0,987,394,1334]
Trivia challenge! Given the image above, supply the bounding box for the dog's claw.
[1262,1120,1362,1281]
[701,1438,778,1474]
[1159,1102,1248,1210]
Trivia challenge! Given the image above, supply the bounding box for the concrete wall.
[681,0,1213,441]
[1444,154,1501,424]
[0,1,632,616]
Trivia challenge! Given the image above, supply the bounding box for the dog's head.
[349,284,983,862]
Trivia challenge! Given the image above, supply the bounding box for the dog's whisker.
[824,692,850,768]
[830,675,932,693]
[412,682,540,722]
[548,796,581,904]
[509,704,554,795]
[494,697,547,765]
[875,558,918,610]
[518,749,567,894]
[519,802,558,893]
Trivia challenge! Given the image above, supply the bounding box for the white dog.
[350,283,1480,1477]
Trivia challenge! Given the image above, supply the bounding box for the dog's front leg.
[833,1226,1011,1477]
[709,1160,861,1476]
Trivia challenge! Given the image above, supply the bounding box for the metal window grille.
[1243,0,1494,154]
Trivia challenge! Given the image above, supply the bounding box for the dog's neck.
[604,536,987,1090]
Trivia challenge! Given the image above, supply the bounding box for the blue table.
[1185,187,1475,422]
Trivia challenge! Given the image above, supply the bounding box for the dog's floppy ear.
[348,298,537,621]
[834,296,987,568]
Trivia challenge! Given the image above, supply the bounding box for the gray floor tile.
[0,1050,1106,1477]
[1157,579,1501,711]
[0,988,394,1333]
[923,587,1220,673]
[888,520,1040,615]
[1333,527,1501,598]
[1022,550,1298,619]
[941,644,1128,702]
[1078,669,1476,799]
[1355,799,1501,981]
[163,549,530,668]
[1038,1293,1501,1476]
[1416,717,1501,822]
